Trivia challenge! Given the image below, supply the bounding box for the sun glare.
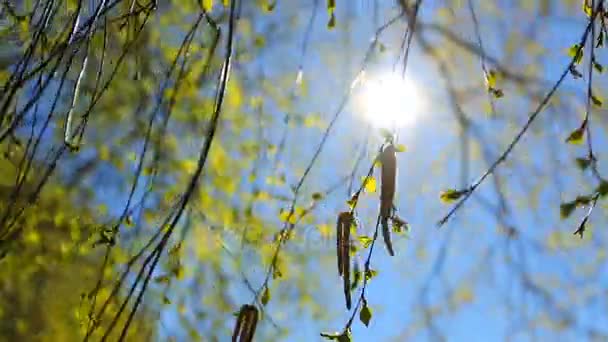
[359,73,424,129]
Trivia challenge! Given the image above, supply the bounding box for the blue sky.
[223,1,608,341]
[31,0,608,340]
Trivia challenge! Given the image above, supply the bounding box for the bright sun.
[359,73,424,129]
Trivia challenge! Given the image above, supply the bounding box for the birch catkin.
[232,305,258,342]
[336,212,353,309]
[380,144,397,256]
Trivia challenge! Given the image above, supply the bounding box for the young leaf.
[365,269,378,281]
[327,12,336,29]
[574,195,592,206]
[392,215,409,234]
[575,157,591,170]
[261,286,270,306]
[596,180,608,197]
[490,88,504,98]
[359,303,372,327]
[568,44,584,64]
[440,189,468,203]
[279,209,297,224]
[485,70,498,89]
[591,93,603,107]
[565,127,585,145]
[351,267,361,291]
[312,192,324,201]
[154,274,171,284]
[321,330,351,342]
[265,0,276,12]
[593,59,604,73]
[358,235,373,248]
[202,0,213,11]
[362,176,377,193]
[125,215,134,227]
[583,1,593,17]
[346,193,359,210]
[395,144,407,152]
[560,201,576,219]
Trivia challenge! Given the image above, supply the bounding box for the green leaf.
[489,88,504,98]
[574,195,592,206]
[575,157,591,170]
[568,44,584,64]
[565,127,585,145]
[321,329,351,342]
[265,0,276,12]
[327,12,336,29]
[125,215,134,227]
[560,201,576,219]
[162,296,171,305]
[338,330,352,342]
[261,286,270,306]
[591,93,603,107]
[327,0,336,11]
[365,269,378,281]
[593,59,604,73]
[358,236,373,248]
[351,267,361,291]
[359,303,372,327]
[596,180,608,197]
[312,192,323,201]
[597,30,604,48]
[154,274,171,284]
[440,189,468,203]
[346,193,359,209]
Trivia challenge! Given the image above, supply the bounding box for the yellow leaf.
[440,189,466,203]
[362,176,377,193]
[583,1,593,17]
[565,127,585,145]
[485,70,498,89]
[395,144,407,152]
[202,0,213,11]
[279,210,297,224]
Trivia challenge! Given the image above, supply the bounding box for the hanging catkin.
[336,212,353,309]
[380,144,397,256]
[232,304,259,342]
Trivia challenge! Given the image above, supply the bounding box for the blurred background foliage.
[1,0,608,341]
